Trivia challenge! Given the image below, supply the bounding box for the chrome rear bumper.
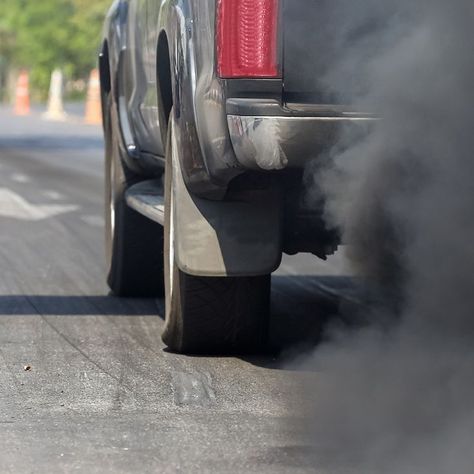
[227,114,375,171]
[226,99,375,171]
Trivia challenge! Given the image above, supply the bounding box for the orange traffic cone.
[14,71,31,116]
[84,69,102,125]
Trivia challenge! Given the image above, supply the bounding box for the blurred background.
[0,0,109,103]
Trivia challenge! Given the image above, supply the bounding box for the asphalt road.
[0,105,357,473]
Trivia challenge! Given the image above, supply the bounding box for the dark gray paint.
[102,0,374,197]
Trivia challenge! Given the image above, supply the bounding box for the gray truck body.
[100,0,372,277]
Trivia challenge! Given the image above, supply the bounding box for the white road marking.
[80,215,104,227]
[0,188,79,221]
[10,173,31,184]
[42,190,64,201]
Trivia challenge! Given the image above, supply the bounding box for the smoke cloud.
[289,1,474,472]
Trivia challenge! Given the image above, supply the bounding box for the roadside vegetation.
[0,0,110,101]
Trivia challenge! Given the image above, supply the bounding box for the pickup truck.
[99,0,372,354]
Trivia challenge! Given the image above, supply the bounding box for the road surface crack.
[24,295,138,396]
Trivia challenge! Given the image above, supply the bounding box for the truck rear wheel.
[161,114,271,354]
[104,93,165,297]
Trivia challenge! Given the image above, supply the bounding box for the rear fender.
[159,0,242,198]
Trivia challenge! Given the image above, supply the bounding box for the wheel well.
[99,41,111,128]
[99,41,111,95]
[157,32,173,128]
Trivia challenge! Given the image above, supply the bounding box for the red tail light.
[217,0,280,78]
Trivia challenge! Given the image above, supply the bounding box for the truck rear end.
[217,0,374,174]
[102,0,377,354]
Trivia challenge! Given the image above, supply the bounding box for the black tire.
[161,113,271,354]
[104,93,165,297]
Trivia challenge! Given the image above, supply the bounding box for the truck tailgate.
[283,0,385,105]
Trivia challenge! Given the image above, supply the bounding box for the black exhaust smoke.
[287,0,474,472]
